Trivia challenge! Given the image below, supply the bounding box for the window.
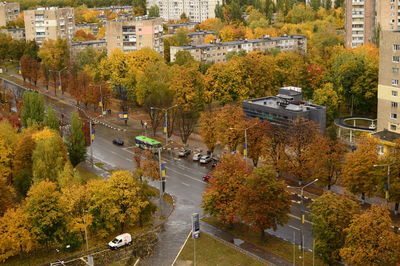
[391,124,397,131]
[391,113,398,119]
[394,44,400,51]
[393,79,399,86]
[377,145,384,155]
[393,67,400,73]
[393,90,398,96]
[117,36,120,40]
[392,102,398,108]
[393,56,400,62]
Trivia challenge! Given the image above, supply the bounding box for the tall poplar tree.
[67,112,86,167]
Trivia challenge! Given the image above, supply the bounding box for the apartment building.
[163,30,216,45]
[75,23,100,36]
[0,28,25,40]
[242,87,326,132]
[105,17,163,55]
[166,22,199,33]
[24,7,75,44]
[71,40,107,56]
[377,30,400,133]
[147,0,217,22]
[170,35,307,63]
[0,2,20,27]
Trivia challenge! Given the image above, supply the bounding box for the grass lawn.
[202,217,325,266]
[76,165,101,182]
[175,232,265,266]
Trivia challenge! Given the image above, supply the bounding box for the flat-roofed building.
[166,22,199,33]
[0,27,25,40]
[170,35,307,63]
[71,39,107,56]
[24,7,75,44]
[105,17,163,55]
[243,87,326,132]
[0,2,20,27]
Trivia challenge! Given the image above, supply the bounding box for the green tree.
[0,207,37,262]
[148,5,160,17]
[67,112,86,167]
[43,105,59,132]
[340,205,400,265]
[174,50,196,66]
[309,192,359,265]
[24,181,66,246]
[21,91,45,128]
[312,83,340,124]
[202,154,250,225]
[285,3,315,23]
[342,137,380,202]
[32,133,67,183]
[238,165,291,241]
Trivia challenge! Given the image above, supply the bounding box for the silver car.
[192,153,202,161]
[200,155,211,164]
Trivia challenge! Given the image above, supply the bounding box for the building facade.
[166,22,199,33]
[24,7,75,44]
[0,27,25,40]
[105,17,163,55]
[377,30,400,133]
[0,2,20,27]
[170,35,307,63]
[75,23,100,36]
[243,87,326,132]
[71,40,107,56]
[345,0,376,48]
[146,0,217,22]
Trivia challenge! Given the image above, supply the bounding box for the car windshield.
[111,238,119,243]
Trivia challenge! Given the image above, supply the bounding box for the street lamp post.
[289,225,301,266]
[374,163,392,208]
[49,67,68,96]
[288,178,318,266]
[150,105,178,145]
[83,210,89,252]
[229,122,259,161]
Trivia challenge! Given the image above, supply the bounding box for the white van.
[108,233,132,250]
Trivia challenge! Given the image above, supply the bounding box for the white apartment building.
[147,0,218,22]
[24,7,75,44]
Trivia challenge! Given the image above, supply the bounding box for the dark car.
[178,148,191,157]
[202,174,213,182]
[112,139,124,146]
[211,158,219,168]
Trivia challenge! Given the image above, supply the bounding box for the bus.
[134,136,162,152]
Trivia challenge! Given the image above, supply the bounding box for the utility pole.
[89,120,94,168]
[150,105,178,146]
[83,210,89,252]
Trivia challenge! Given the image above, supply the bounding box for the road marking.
[291,200,301,204]
[166,166,207,184]
[181,182,190,187]
[107,150,132,162]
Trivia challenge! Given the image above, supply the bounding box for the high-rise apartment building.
[23,7,75,44]
[345,0,400,48]
[146,0,217,22]
[105,17,164,55]
[345,0,376,48]
[0,2,20,27]
[377,30,400,133]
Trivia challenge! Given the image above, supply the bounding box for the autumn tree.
[67,112,87,167]
[214,105,246,152]
[20,54,40,86]
[141,150,160,181]
[0,120,18,184]
[340,205,400,265]
[199,111,219,153]
[277,120,323,183]
[43,105,59,132]
[13,130,36,196]
[312,83,340,124]
[0,207,37,262]
[38,38,70,95]
[237,165,291,241]
[88,171,152,236]
[148,5,159,17]
[341,136,380,202]
[309,192,359,265]
[21,91,45,127]
[0,177,16,216]
[246,119,270,167]
[25,181,67,246]
[202,154,250,225]
[32,131,67,183]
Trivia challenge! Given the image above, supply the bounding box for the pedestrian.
[141,120,144,128]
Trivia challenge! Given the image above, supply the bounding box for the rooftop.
[173,35,306,50]
[373,130,400,143]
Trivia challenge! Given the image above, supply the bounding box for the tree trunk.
[260,229,266,242]
[361,192,365,204]
[395,202,399,215]
[327,183,331,190]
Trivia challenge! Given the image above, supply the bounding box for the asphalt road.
[46,97,316,265]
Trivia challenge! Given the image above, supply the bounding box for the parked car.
[202,174,213,182]
[178,148,191,157]
[200,155,212,164]
[193,153,202,161]
[108,233,132,250]
[112,139,124,146]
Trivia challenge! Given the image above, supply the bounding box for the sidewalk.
[200,221,292,266]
